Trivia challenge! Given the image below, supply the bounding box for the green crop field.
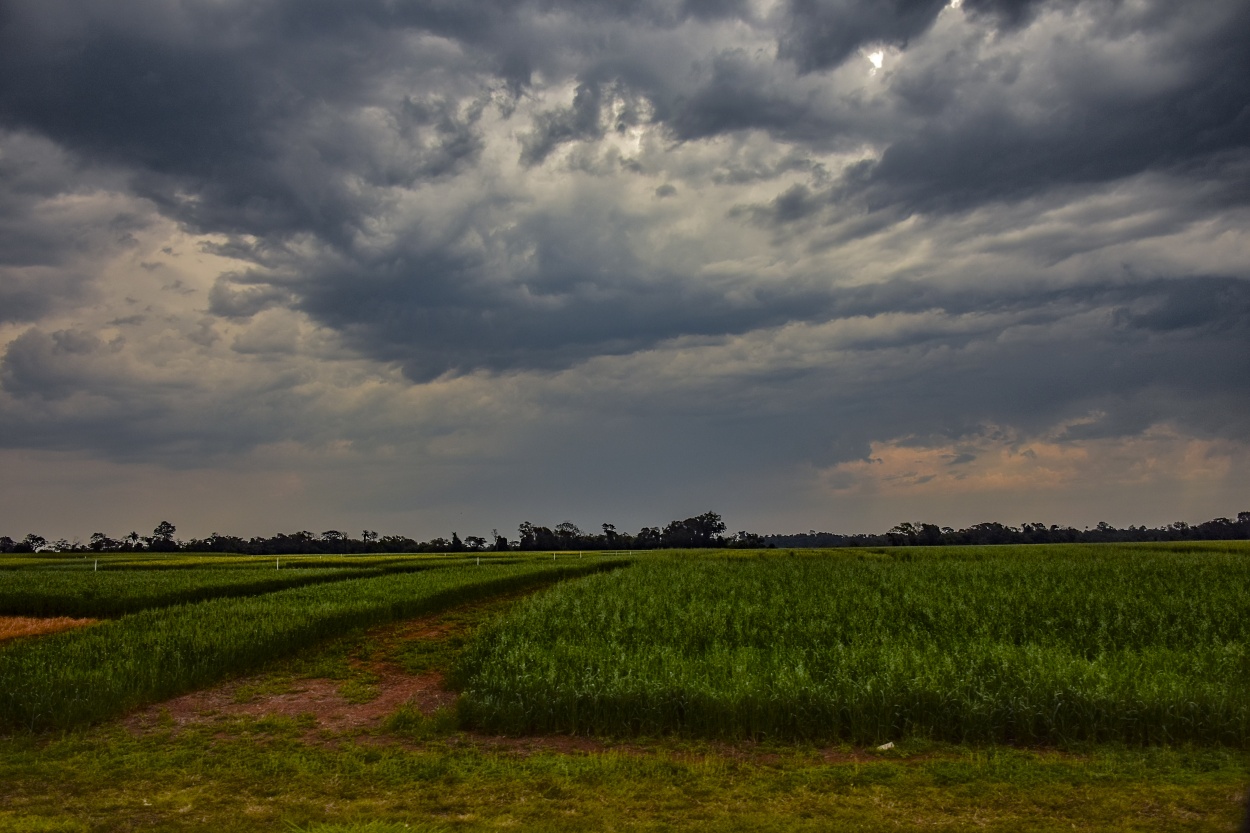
[0,554,518,617]
[1,544,1247,831]
[0,552,507,572]
[456,544,1250,745]
[0,558,621,731]
[0,566,387,617]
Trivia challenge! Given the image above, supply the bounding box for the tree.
[635,527,662,549]
[555,522,581,549]
[688,512,726,542]
[517,522,558,551]
[151,521,178,552]
[661,512,726,548]
[727,530,763,548]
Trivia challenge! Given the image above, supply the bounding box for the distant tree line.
[2,511,1248,555]
[759,514,1250,548]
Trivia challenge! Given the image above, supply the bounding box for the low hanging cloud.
[0,0,1247,536]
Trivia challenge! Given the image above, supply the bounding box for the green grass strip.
[0,568,378,617]
[0,556,529,617]
[0,559,622,732]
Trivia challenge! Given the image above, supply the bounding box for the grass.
[456,545,1250,745]
[0,554,531,617]
[0,559,624,731]
[0,727,1243,831]
[0,567,378,617]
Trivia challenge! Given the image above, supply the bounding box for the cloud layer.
[1,0,1247,538]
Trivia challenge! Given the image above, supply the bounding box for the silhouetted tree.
[662,512,726,547]
[150,521,178,552]
[89,532,119,551]
[635,527,663,549]
[555,522,581,549]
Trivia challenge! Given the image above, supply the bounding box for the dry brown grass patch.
[0,615,98,643]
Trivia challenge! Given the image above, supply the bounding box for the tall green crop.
[0,559,621,731]
[456,546,1250,745]
[0,555,527,617]
[0,568,372,617]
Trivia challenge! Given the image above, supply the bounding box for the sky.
[1,0,1248,543]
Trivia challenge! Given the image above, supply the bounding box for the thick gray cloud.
[1,0,1248,537]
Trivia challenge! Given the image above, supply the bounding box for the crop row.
[0,559,623,732]
[455,546,1250,745]
[0,555,535,617]
[0,552,506,572]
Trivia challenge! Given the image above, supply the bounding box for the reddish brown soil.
[123,670,455,735]
[0,615,97,643]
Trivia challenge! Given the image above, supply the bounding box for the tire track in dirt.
[121,592,520,736]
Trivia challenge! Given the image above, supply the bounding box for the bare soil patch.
[124,670,455,735]
[0,615,97,643]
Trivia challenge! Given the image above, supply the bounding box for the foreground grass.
[0,727,1244,831]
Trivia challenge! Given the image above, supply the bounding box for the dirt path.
[122,597,501,736]
[123,670,454,735]
[119,596,655,757]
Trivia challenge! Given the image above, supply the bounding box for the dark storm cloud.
[661,49,838,142]
[520,82,612,166]
[292,240,833,381]
[777,0,950,74]
[207,275,292,320]
[844,3,1250,214]
[0,328,106,401]
[777,0,1065,75]
[0,131,131,322]
[0,0,498,250]
[2,0,1248,394]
